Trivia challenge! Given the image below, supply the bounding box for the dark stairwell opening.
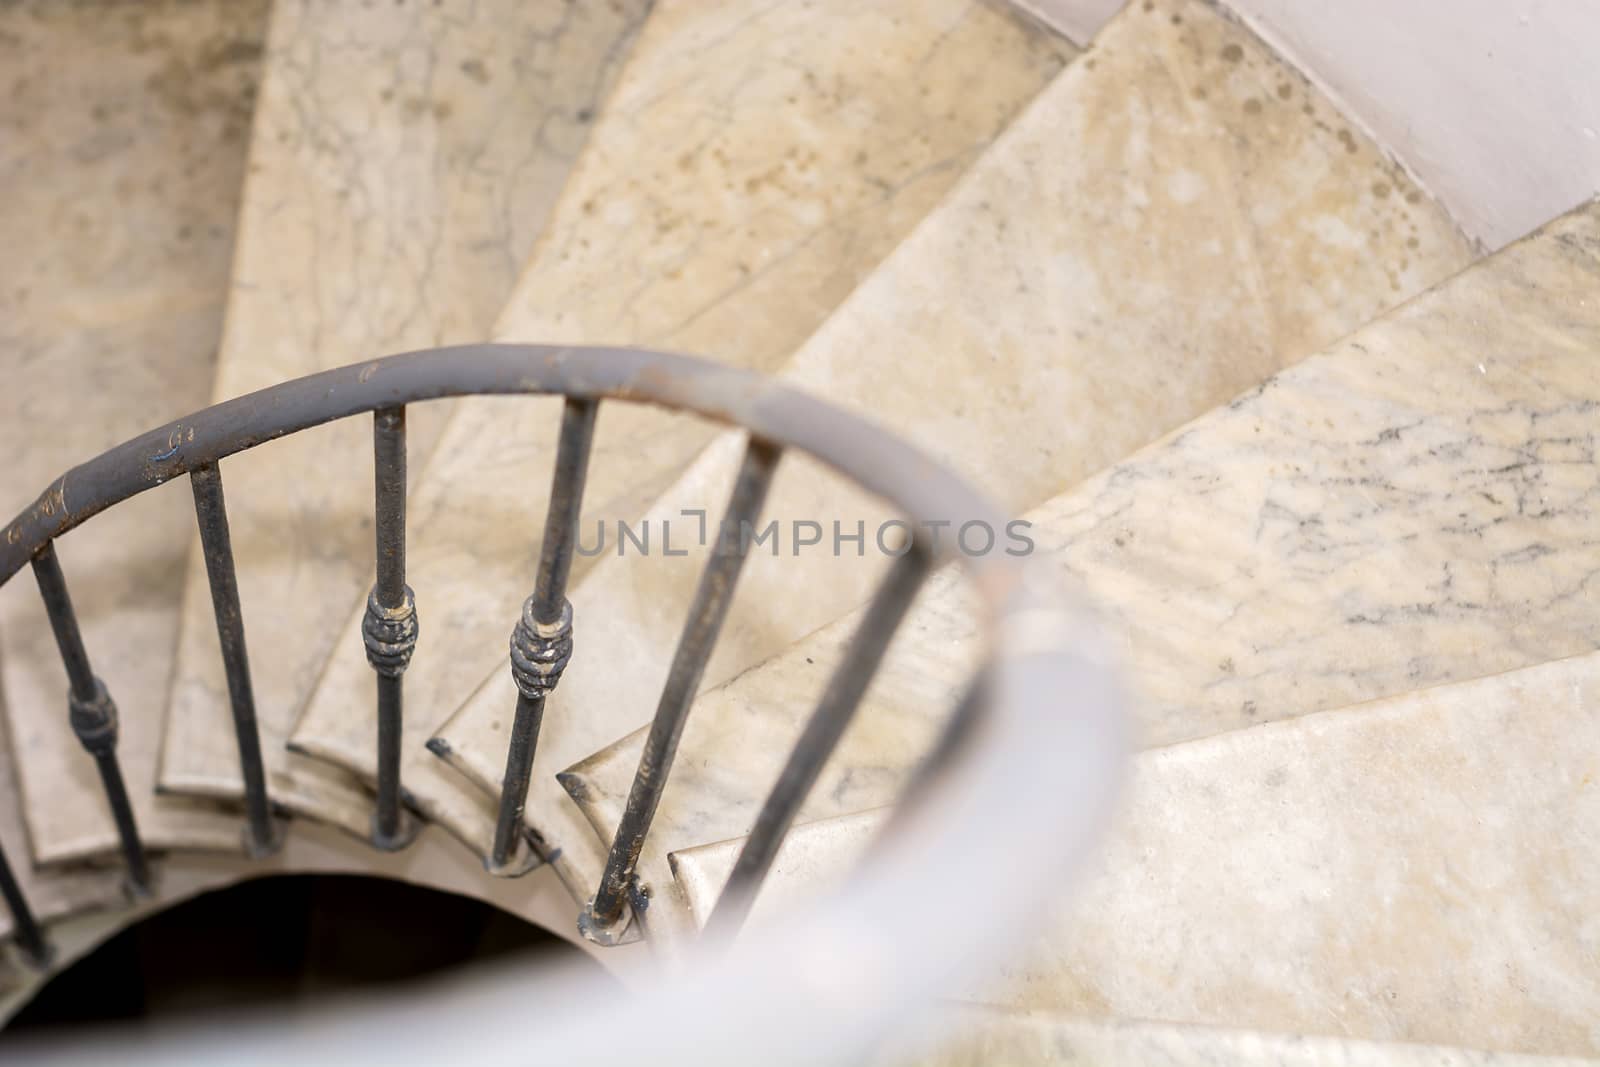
[2,873,607,1039]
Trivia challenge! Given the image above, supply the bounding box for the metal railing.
[0,346,1126,998]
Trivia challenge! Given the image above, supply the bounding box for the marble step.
[562,197,1600,949]
[285,0,1077,858]
[674,648,1600,1056]
[883,1006,1596,1066]
[427,0,1473,907]
[0,702,123,952]
[0,0,271,865]
[155,0,651,841]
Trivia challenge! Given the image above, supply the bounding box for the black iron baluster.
[190,462,280,857]
[489,398,598,875]
[30,542,150,894]
[704,541,931,940]
[364,407,419,850]
[0,841,50,967]
[874,669,988,843]
[580,437,782,942]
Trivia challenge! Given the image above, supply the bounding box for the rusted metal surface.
[0,344,1109,974]
[27,543,149,895]
[0,344,1126,1065]
[488,397,595,874]
[0,345,1000,588]
[365,407,420,851]
[581,437,782,943]
[189,462,281,858]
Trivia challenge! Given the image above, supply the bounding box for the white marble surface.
[561,198,1597,934]
[885,1007,1599,1066]
[0,0,271,865]
[286,0,1076,858]
[436,0,1474,904]
[677,648,1600,1055]
[156,0,652,839]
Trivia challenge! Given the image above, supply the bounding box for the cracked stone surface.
[0,0,270,866]
[676,648,1600,1056]
[156,0,651,840]
[430,0,1473,909]
[286,0,1076,859]
[564,198,1600,951]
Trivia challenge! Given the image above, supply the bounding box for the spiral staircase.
[1,0,1597,1062]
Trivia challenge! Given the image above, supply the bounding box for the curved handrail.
[1,346,1126,1064]
[1,344,992,583]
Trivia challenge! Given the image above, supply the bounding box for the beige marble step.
[884,1006,1596,1066]
[562,197,1600,946]
[0,0,270,864]
[674,648,1600,1056]
[0,694,124,949]
[156,0,651,839]
[428,0,1473,902]
[285,0,1077,857]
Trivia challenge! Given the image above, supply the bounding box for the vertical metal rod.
[489,690,547,871]
[582,437,782,935]
[190,462,278,856]
[532,398,598,624]
[490,398,598,872]
[705,542,932,940]
[0,841,50,967]
[876,670,988,842]
[30,542,149,893]
[364,407,418,850]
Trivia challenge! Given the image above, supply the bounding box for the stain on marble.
[156,0,653,836]
[286,0,1077,856]
[565,199,1600,945]
[0,0,271,864]
[432,0,1474,903]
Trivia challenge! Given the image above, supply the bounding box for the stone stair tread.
[0,0,270,864]
[285,0,1076,857]
[428,0,1472,901]
[674,649,1600,1056]
[0,707,124,945]
[886,1006,1597,1065]
[156,0,651,837]
[558,199,1600,929]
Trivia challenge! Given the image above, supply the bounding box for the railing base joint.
[577,899,641,947]
[369,809,421,853]
[10,938,55,973]
[242,821,285,860]
[481,840,542,879]
[120,871,155,903]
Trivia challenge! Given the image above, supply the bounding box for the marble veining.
[435,0,1473,903]
[676,649,1600,1055]
[0,0,270,864]
[286,0,1076,856]
[156,0,651,838]
[569,199,1599,954]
